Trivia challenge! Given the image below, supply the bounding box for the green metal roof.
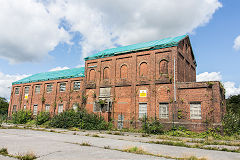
[85,35,187,60]
[13,67,85,85]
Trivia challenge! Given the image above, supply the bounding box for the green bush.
[36,111,50,125]
[49,109,111,130]
[12,110,32,124]
[141,117,164,134]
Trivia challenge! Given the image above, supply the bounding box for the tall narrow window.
[103,67,110,80]
[190,102,201,119]
[59,83,66,92]
[89,69,96,82]
[24,86,29,99]
[23,105,26,110]
[35,85,41,94]
[12,105,17,113]
[159,103,169,118]
[139,103,147,118]
[120,65,128,79]
[139,62,148,77]
[73,81,81,91]
[159,60,168,74]
[45,104,50,112]
[58,104,63,114]
[72,103,78,111]
[33,105,38,115]
[15,87,19,95]
[46,84,53,93]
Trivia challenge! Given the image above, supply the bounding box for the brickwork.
[8,36,226,132]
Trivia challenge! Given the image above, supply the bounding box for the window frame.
[190,102,202,119]
[45,104,50,112]
[159,103,169,119]
[33,104,38,116]
[15,87,20,95]
[59,83,66,92]
[58,104,63,114]
[139,102,147,119]
[46,84,53,93]
[35,85,41,94]
[73,81,81,91]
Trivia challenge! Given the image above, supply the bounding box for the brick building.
[8,35,225,131]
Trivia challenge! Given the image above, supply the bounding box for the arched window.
[120,64,128,79]
[103,67,110,80]
[139,62,148,77]
[160,60,168,74]
[89,69,96,82]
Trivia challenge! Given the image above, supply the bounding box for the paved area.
[0,129,240,160]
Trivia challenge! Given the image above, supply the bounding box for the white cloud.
[0,0,222,63]
[196,72,222,82]
[233,35,240,50]
[223,82,240,98]
[0,0,70,63]
[0,72,30,100]
[49,66,69,72]
[197,72,240,98]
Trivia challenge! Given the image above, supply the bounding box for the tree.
[223,94,240,135]
[0,97,9,115]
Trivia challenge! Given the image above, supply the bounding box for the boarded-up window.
[160,60,168,74]
[99,88,111,98]
[33,105,38,115]
[58,104,63,114]
[103,67,110,80]
[159,103,169,118]
[139,62,148,77]
[120,65,128,79]
[190,102,201,119]
[89,69,96,82]
[139,103,147,118]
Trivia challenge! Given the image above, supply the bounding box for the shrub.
[49,109,111,130]
[12,110,32,124]
[141,117,164,134]
[36,111,50,125]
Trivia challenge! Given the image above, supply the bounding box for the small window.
[159,103,169,119]
[73,81,81,91]
[33,105,38,115]
[72,103,78,111]
[45,104,50,112]
[58,104,63,114]
[23,105,26,110]
[12,105,17,113]
[35,85,41,94]
[46,84,53,93]
[190,102,201,119]
[15,87,20,95]
[59,83,66,92]
[139,103,147,118]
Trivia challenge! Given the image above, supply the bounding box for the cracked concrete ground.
[0,129,240,160]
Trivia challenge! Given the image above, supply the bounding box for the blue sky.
[0,0,239,99]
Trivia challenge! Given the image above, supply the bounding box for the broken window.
[59,83,66,92]
[46,84,53,93]
[190,102,201,119]
[73,81,81,91]
[159,103,169,118]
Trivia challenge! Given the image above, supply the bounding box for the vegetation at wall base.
[49,109,112,130]
[141,116,164,134]
[36,111,50,125]
[12,110,32,124]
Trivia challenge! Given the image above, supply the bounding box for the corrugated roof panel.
[13,67,85,85]
[85,35,187,60]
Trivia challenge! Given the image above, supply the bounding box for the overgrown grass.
[80,142,91,146]
[123,146,149,155]
[0,147,8,155]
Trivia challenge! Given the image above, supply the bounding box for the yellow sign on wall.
[139,90,147,97]
[24,94,28,99]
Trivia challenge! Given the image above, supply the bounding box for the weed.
[80,142,91,146]
[0,148,8,155]
[123,146,148,155]
[104,146,110,149]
